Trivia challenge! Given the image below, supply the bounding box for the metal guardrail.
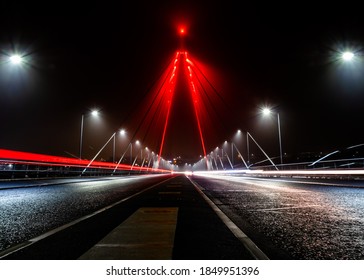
[246,157,364,171]
[0,160,161,180]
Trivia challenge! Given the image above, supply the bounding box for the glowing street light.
[114,129,127,162]
[91,110,99,117]
[9,54,24,65]
[111,128,128,163]
[232,129,243,167]
[79,109,99,159]
[262,108,271,116]
[130,140,141,166]
[261,107,283,165]
[222,140,227,157]
[341,51,354,62]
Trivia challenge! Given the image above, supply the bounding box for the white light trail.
[193,168,364,177]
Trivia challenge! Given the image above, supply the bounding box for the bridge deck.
[2,175,260,260]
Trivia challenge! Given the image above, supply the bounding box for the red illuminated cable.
[140,60,178,151]
[192,98,208,161]
[157,52,180,166]
[184,53,208,167]
[128,54,176,146]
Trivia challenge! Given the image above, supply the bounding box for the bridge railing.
[0,148,169,180]
[0,160,157,180]
[245,157,364,171]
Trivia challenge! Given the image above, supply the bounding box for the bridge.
[1,42,364,262]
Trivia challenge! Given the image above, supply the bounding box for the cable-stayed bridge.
[1,48,364,261]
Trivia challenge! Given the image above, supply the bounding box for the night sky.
[1,2,364,164]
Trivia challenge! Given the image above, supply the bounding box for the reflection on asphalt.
[192,175,364,259]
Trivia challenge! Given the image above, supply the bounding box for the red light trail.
[0,149,169,173]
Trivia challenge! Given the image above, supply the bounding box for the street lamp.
[341,51,354,62]
[112,129,126,163]
[130,140,141,165]
[119,129,126,136]
[9,54,24,65]
[222,140,234,169]
[232,129,242,167]
[111,128,127,163]
[79,109,99,159]
[262,107,283,165]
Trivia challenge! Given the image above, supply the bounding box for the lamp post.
[262,107,283,165]
[113,134,116,163]
[130,142,132,165]
[130,140,141,165]
[231,141,234,167]
[247,132,250,165]
[130,140,141,170]
[232,129,242,167]
[223,140,234,169]
[115,129,126,163]
[79,109,99,159]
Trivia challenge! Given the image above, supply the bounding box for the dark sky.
[1,2,364,163]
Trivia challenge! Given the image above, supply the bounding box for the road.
[192,173,364,259]
[0,173,363,259]
[0,174,171,255]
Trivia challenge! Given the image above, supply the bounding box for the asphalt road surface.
[192,174,364,259]
[1,174,363,259]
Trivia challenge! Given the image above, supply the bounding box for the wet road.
[1,174,364,259]
[0,174,170,253]
[190,174,364,259]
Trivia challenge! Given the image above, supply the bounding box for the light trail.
[0,174,175,259]
[192,168,364,179]
[0,149,169,173]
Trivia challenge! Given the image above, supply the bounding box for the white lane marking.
[0,176,176,259]
[252,205,321,212]
[187,176,269,260]
[78,207,178,260]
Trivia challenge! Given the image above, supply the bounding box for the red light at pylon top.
[178,26,186,36]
